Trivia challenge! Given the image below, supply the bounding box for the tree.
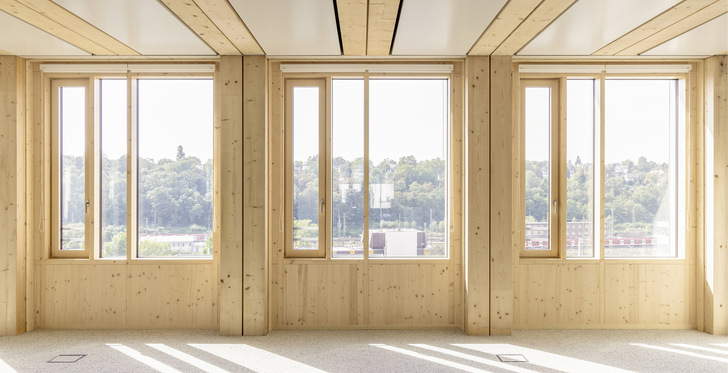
[176,145,185,160]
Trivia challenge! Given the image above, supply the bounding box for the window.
[521,75,684,259]
[50,75,214,259]
[285,75,449,259]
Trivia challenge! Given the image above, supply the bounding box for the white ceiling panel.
[0,10,89,56]
[519,0,681,56]
[51,0,214,55]
[230,0,340,56]
[643,13,728,56]
[392,0,508,56]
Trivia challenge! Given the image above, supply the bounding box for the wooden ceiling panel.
[492,0,577,55]
[593,0,718,55]
[469,0,542,56]
[230,0,340,56]
[194,0,263,55]
[518,0,681,56]
[643,12,728,55]
[52,0,215,55]
[0,8,89,56]
[158,0,238,55]
[337,0,367,55]
[619,0,727,55]
[0,0,114,55]
[393,0,508,56]
[367,0,400,56]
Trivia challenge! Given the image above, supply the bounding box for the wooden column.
[489,56,513,335]
[219,56,244,336]
[0,56,26,336]
[243,55,268,335]
[464,56,490,335]
[704,55,727,335]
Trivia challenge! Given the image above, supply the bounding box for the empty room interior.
[0,0,727,372]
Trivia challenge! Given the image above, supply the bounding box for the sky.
[294,78,448,164]
[61,79,214,162]
[525,79,681,165]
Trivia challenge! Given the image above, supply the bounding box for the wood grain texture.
[14,0,140,55]
[469,0,542,56]
[0,0,114,55]
[489,56,513,335]
[194,0,264,55]
[593,0,718,56]
[219,56,244,335]
[704,55,728,335]
[618,0,728,55]
[243,55,268,335]
[451,61,465,329]
[493,0,576,56]
[337,0,368,55]
[0,56,26,336]
[464,56,490,335]
[367,0,400,55]
[158,0,239,55]
[268,62,284,330]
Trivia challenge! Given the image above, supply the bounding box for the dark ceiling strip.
[389,0,404,56]
[332,0,344,55]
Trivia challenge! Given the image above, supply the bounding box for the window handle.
[320,199,325,214]
[554,200,558,214]
[85,199,90,214]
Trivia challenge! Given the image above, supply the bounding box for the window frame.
[47,72,216,261]
[518,71,687,260]
[283,72,452,260]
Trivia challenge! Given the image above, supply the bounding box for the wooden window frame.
[51,78,93,259]
[283,73,452,260]
[519,72,688,260]
[48,73,216,261]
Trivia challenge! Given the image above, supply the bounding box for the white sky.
[525,79,676,164]
[61,79,213,162]
[294,79,448,164]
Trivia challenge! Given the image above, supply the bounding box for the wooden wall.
[268,61,464,329]
[703,55,727,335]
[0,56,26,336]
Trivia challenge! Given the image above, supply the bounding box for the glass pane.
[100,80,128,258]
[60,86,86,251]
[292,86,320,251]
[332,80,364,258]
[137,80,214,257]
[524,87,551,252]
[369,79,448,258]
[566,80,595,258]
[605,80,675,257]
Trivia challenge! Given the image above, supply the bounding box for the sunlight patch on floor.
[631,343,728,363]
[189,344,326,373]
[669,343,728,355]
[147,343,229,373]
[453,344,634,373]
[107,343,180,373]
[410,344,537,373]
[371,344,492,373]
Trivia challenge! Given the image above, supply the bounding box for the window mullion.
[129,75,137,260]
[363,72,370,261]
[598,72,605,260]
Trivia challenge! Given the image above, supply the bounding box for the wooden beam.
[489,55,513,335]
[0,0,115,55]
[159,0,239,55]
[194,0,264,55]
[593,0,717,56]
[704,55,728,335]
[469,0,542,56]
[337,0,368,55]
[219,56,244,336]
[14,0,140,55]
[367,0,400,56]
[618,0,728,55]
[0,56,26,336]
[243,55,268,335]
[0,48,12,55]
[465,56,490,335]
[492,0,576,56]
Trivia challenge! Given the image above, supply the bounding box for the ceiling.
[0,0,726,58]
